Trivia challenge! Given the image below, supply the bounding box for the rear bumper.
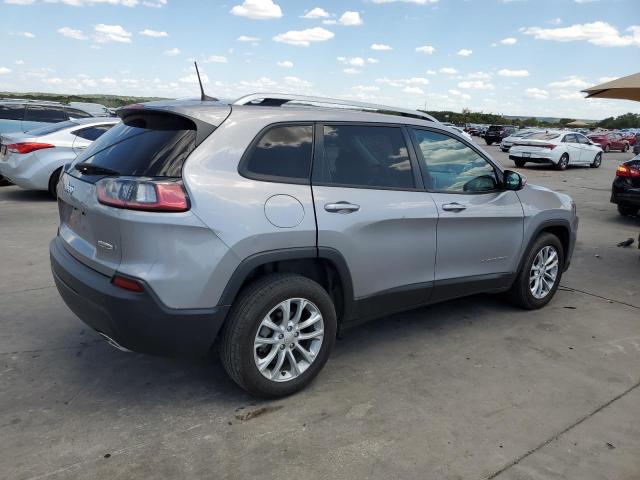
[50,236,229,356]
[509,154,555,164]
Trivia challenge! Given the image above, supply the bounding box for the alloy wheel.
[529,246,559,299]
[253,298,324,382]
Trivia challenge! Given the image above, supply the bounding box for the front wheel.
[486,140,493,146]
[508,233,564,310]
[48,167,63,198]
[590,152,602,168]
[604,144,611,153]
[514,159,526,168]
[220,273,337,397]
[556,154,569,170]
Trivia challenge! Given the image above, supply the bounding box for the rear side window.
[315,125,414,190]
[0,104,25,120]
[70,113,196,180]
[242,125,313,182]
[72,124,114,141]
[65,107,93,119]
[26,120,77,136]
[24,105,66,123]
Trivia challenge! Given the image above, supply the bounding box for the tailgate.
[57,172,122,275]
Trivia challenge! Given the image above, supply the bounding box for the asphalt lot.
[1,140,639,480]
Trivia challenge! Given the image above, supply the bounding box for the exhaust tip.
[97,332,132,353]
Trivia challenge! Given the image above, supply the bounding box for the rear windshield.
[69,113,197,180]
[27,120,77,136]
[487,126,503,132]
[526,132,560,140]
[0,104,25,121]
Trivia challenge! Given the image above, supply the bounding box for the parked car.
[588,132,630,152]
[611,154,640,217]
[483,125,516,145]
[509,131,603,170]
[500,129,541,152]
[634,133,640,155]
[68,102,115,118]
[443,122,473,142]
[619,131,637,147]
[0,118,118,196]
[0,100,94,134]
[50,94,577,397]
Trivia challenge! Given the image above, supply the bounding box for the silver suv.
[50,94,578,397]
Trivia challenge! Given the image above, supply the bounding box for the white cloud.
[448,89,471,100]
[142,0,167,7]
[14,60,24,64]
[13,31,35,38]
[343,68,361,75]
[415,45,435,54]
[458,80,494,90]
[403,86,424,95]
[57,27,88,40]
[498,69,529,77]
[367,57,378,64]
[16,0,141,5]
[94,24,132,43]
[597,76,618,84]
[273,27,334,46]
[179,72,209,84]
[556,91,584,100]
[337,56,365,67]
[520,22,640,47]
[525,87,549,99]
[230,0,282,20]
[548,76,589,88]
[4,0,36,4]
[277,60,293,68]
[352,85,379,92]
[205,55,228,63]
[0,67,12,74]
[139,28,167,37]
[467,71,492,80]
[284,76,312,87]
[237,35,259,42]
[549,18,562,25]
[376,77,429,87]
[439,67,458,75]
[339,11,363,26]
[163,47,180,56]
[371,43,392,51]
[100,77,117,84]
[499,37,517,45]
[457,48,472,56]
[302,7,329,18]
[426,69,436,75]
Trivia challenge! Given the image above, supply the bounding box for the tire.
[514,159,526,168]
[507,233,564,310]
[486,140,493,146]
[590,152,602,168]
[48,167,63,198]
[604,144,610,153]
[556,153,569,170]
[617,204,639,217]
[220,273,337,397]
[622,143,629,152]
[501,148,508,152]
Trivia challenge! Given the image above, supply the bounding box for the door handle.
[324,202,360,214]
[441,202,466,212]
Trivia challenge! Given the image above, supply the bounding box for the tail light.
[616,165,640,178]
[7,142,55,154]
[112,275,144,292]
[514,142,556,149]
[96,177,189,212]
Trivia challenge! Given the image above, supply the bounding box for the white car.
[0,117,119,196]
[500,129,542,152]
[509,131,603,170]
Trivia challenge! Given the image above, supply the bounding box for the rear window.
[0,104,25,121]
[26,120,77,136]
[24,105,66,123]
[487,126,503,132]
[527,132,560,141]
[69,113,196,180]
[72,124,114,141]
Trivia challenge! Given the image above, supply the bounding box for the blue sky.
[2,0,639,119]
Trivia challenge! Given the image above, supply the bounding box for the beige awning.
[582,73,640,102]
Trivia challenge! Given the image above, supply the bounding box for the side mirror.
[503,170,526,191]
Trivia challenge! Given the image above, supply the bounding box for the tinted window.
[563,134,577,143]
[65,107,93,119]
[487,126,503,132]
[243,125,313,181]
[69,113,196,180]
[528,132,560,141]
[24,105,66,123]
[26,120,77,136]
[412,129,497,193]
[72,124,114,141]
[316,125,414,189]
[576,134,590,145]
[0,104,25,120]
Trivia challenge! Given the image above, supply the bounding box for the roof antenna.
[194,61,218,102]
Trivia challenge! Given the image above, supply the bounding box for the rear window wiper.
[74,163,120,176]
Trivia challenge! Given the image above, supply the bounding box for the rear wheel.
[486,140,493,146]
[48,167,63,198]
[590,152,602,168]
[622,143,629,152]
[514,159,526,168]
[556,154,569,171]
[220,273,337,397]
[604,144,610,153]
[508,233,564,310]
[617,204,639,217]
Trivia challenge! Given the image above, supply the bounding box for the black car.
[611,155,640,216]
[634,133,639,155]
[484,125,516,145]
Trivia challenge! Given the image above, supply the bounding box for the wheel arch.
[218,247,355,325]
[517,220,571,275]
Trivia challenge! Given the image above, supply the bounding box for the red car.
[619,131,637,146]
[588,132,630,152]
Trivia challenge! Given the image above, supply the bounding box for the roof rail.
[233,93,438,123]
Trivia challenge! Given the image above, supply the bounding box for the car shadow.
[2,189,54,202]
